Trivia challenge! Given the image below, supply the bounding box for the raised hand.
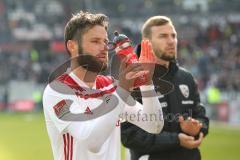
[138,40,157,85]
[118,55,144,91]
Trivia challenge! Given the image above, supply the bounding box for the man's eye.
[159,35,167,38]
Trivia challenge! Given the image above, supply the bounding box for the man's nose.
[167,37,175,44]
[100,43,108,51]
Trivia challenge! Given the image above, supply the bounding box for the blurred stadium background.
[0,0,240,159]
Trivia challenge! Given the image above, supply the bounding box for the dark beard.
[160,54,176,61]
[154,49,176,62]
[77,42,107,73]
[75,54,107,73]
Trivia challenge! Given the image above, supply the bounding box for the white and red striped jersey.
[43,72,164,160]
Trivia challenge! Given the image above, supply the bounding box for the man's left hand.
[138,40,156,85]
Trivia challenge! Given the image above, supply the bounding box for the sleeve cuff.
[140,84,155,91]
[140,84,156,98]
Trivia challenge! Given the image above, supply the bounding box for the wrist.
[177,133,183,146]
[145,79,153,85]
[118,80,130,92]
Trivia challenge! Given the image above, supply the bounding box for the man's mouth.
[166,47,176,53]
[166,47,175,50]
[96,54,107,61]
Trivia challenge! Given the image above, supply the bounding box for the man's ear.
[66,40,78,57]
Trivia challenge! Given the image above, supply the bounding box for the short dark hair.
[64,11,109,54]
[142,16,173,38]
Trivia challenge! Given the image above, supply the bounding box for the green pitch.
[0,112,52,160]
[0,112,240,160]
[200,122,240,160]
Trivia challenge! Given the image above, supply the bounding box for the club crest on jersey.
[179,84,189,98]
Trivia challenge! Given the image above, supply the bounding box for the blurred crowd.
[178,22,240,91]
[0,0,240,93]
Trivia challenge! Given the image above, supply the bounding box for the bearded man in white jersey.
[43,11,164,160]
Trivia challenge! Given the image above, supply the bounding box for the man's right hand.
[178,132,204,149]
[179,116,203,136]
[118,55,144,91]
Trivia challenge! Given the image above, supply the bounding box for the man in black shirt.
[121,15,209,160]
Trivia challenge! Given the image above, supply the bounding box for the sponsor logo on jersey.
[53,100,70,118]
[181,100,194,104]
